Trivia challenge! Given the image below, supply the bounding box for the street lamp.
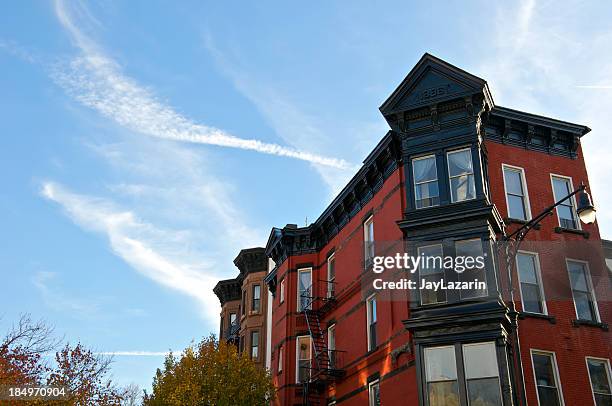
[503,182,596,406]
[577,188,597,224]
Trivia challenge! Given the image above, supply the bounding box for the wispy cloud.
[40,181,222,322]
[202,34,362,194]
[51,0,352,170]
[96,351,169,357]
[479,0,612,237]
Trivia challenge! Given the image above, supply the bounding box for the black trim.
[554,226,590,238]
[518,312,556,324]
[572,319,609,331]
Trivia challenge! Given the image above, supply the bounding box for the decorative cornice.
[213,278,241,305]
[234,247,267,278]
[265,132,402,266]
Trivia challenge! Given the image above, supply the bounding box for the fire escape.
[300,280,345,406]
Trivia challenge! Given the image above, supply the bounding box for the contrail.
[52,0,355,170]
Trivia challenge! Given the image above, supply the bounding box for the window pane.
[298,336,311,359]
[450,174,476,202]
[504,169,524,195]
[467,377,503,406]
[414,156,437,182]
[557,205,577,228]
[574,291,596,321]
[369,382,381,406]
[427,381,460,406]
[517,254,538,284]
[588,359,612,394]
[253,285,260,299]
[508,194,527,220]
[425,346,457,382]
[369,297,377,323]
[448,150,473,177]
[463,342,499,379]
[521,283,543,313]
[568,262,588,291]
[594,393,612,406]
[421,274,447,305]
[537,386,561,406]
[419,245,444,275]
[552,178,571,200]
[416,181,440,208]
[533,354,557,387]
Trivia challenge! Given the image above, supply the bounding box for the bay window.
[418,244,446,305]
[413,154,440,208]
[296,335,311,383]
[447,149,476,203]
[297,268,312,312]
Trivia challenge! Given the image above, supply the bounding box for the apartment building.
[214,247,270,366]
[219,54,611,406]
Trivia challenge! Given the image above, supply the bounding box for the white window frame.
[296,335,311,383]
[250,330,259,360]
[368,379,380,406]
[530,349,565,406]
[502,164,532,220]
[279,277,285,304]
[327,253,336,298]
[364,215,375,265]
[516,250,548,315]
[447,147,476,203]
[586,356,612,406]
[550,174,581,230]
[278,345,283,373]
[252,284,261,312]
[297,267,313,312]
[366,294,377,351]
[328,323,336,368]
[412,153,439,209]
[566,258,600,322]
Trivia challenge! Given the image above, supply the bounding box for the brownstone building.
[214,247,270,367]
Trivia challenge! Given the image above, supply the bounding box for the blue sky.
[1,0,611,392]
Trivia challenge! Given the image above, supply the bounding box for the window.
[297,268,312,311]
[463,342,502,406]
[425,346,459,406]
[328,324,336,369]
[447,148,476,203]
[220,316,224,338]
[241,290,246,316]
[327,254,336,298]
[296,336,311,383]
[424,342,502,406]
[456,239,488,299]
[278,346,283,374]
[239,335,244,353]
[551,176,578,229]
[418,244,446,305]
[516,252,546,314]
[567,260,599,322]
[366,294,377,351]
[531,350,564,406]
[364,216,375,265]
[503,165,530,220]
[279,278,285,303]
[368,379,381,406]
[413,154,439,208]
[230,312,237,325]
[587,358,612,406]
[250,330,259,360]
[251,285,261,312]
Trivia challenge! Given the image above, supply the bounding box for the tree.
[143,336,275,406]
[0,315,129,405]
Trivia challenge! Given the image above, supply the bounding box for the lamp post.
[502,183,596,406]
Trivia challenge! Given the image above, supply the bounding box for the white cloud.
[41,181,222,323]
[51,0,353,170]
[95,351,169,357]
[202,34,361,195]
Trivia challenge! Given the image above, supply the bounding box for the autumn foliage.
[143,336,275,406]
[0,315,128,405]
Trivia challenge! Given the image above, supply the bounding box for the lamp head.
[577,189,596,224]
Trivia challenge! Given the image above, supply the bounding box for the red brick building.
[226,54,611,406]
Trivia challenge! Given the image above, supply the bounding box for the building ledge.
[518,312,556,324]
[554,227,590,239]
[504,218,541,229]
[572,319,608,331]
